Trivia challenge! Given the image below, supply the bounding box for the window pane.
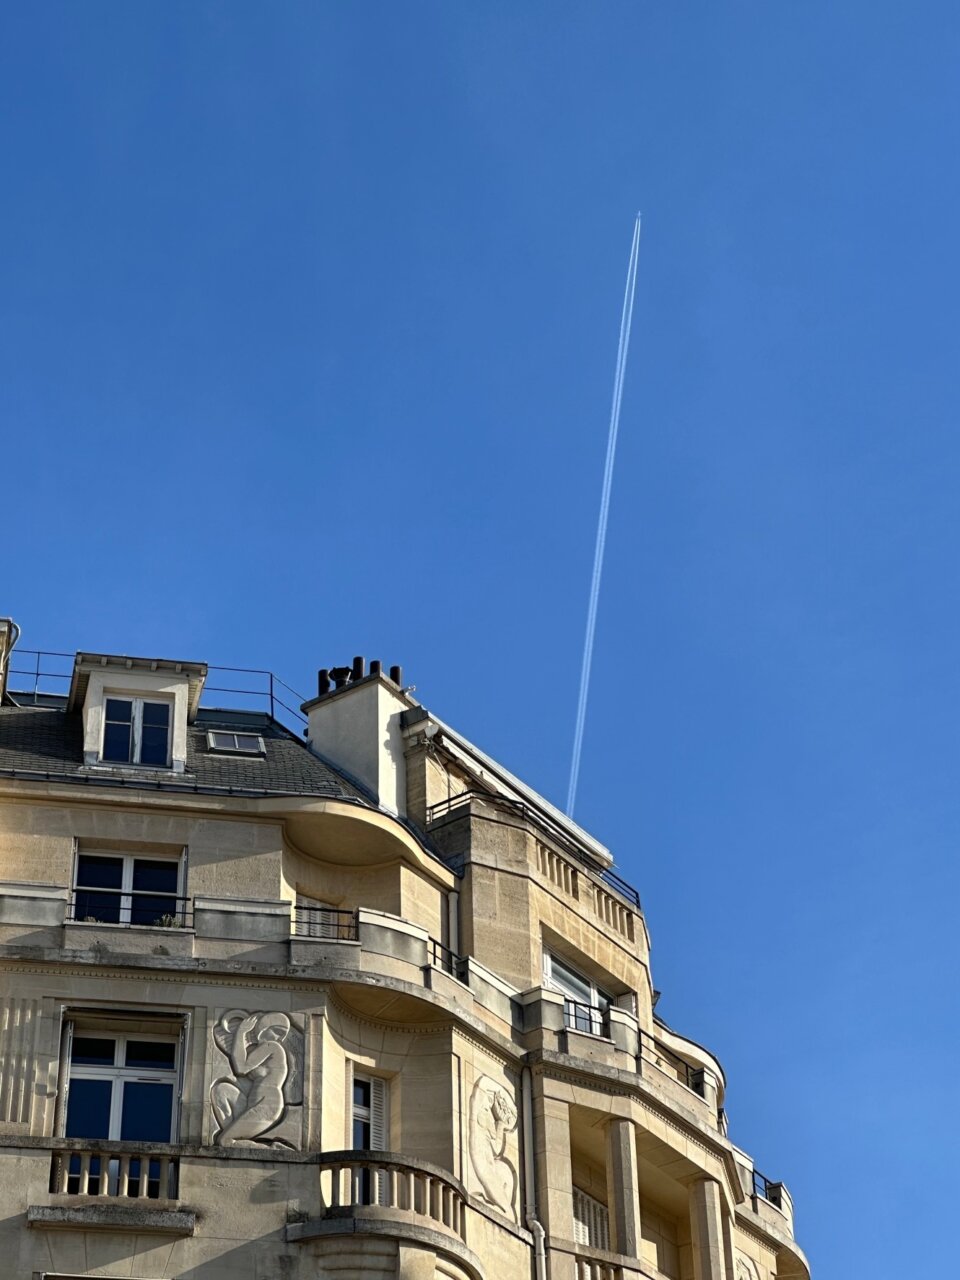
[74,889,122,923]
[236,734,261,751]
[211,732,234,748]
[139,725,169,766]
[142,702,170,728]
[71,1036,116,1066]
[550,955,592,1003]
[65,1077,113,1138]
[353,1079,371,1109]
[120,1081,173,1142]
[105,698,133,723]
[124,1040,176,1071]
[103,721,133,762]
[129,894,178,926]
[76,855,123,889]
[353,1117,371,1148]
[132,860,178,893]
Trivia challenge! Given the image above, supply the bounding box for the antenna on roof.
[566,213,642,818]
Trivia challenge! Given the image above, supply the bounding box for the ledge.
[27,1202,195,1234]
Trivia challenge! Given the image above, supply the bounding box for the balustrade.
[318,1150,466,1240]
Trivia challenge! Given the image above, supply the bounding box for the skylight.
[206,731,265,755]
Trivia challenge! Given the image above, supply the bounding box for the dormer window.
[103,697,172,767]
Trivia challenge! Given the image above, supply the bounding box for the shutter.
[174,1020,187,1142]
[369,1077,386,1150]
[297,893,336,939]
[573,1186,609,1250]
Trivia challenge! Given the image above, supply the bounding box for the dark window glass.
[102,721,133,763]
[71,1036,116,1065]
[120,1081,173,1142]
[105,698,133,723]
[132,860,178,894]
[130,896,178,926]
[74,889,122,923]
[140,725,169,766]
[124,1040,176,1071]
[211,732,233,748]
[236,734,261,751]
[76,855,123,889]
[65,1077,112,1138]
[353,1079,371,1109]
[142,702,170,728]
[353,1117,371,1148]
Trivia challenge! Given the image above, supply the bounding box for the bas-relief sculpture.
[468,1075,519,1221]
[736,1254,762,1280]
[210,1009,304,1149]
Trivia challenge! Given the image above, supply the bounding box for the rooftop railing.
[752,1170,783,1209]
[426,790,642,911]
[6,649,308,733]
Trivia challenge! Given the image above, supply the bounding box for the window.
[102,696,171,767]
[60,1023,181,1198]
[206,730,265,755]
[73,851,184,926]
[296,892,345,939]
[573,1186,610,1250]
[352,1072,387,1203]
[543,950,612,1036]
[65,1032,178,1143]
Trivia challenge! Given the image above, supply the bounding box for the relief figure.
[469,1075,519,1220]
[211,1009,303,1148]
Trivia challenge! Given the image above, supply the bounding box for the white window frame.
[63,1029,180,1143]
[72,849,185,927]
[543,950,612,1037]
[206,730,266,755]
[573,1185,610,1250]
[101,694,174,768]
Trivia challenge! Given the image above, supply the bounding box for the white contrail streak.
[566,214,642,817]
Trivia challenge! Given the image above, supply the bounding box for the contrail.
[567,214,642,817]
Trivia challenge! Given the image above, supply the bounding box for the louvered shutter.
[369,1077,386,1150]
[573,1187,610,1250]
[297,893,336,938]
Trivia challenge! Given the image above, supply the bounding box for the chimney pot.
[370,660,383,677]
[352,655,365,681]
[389,665,402,686]
[330,665,352,690]
[317,669,331,696]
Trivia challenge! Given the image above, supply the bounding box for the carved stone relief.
[735,1253,762,1280]
[468,1075,519,1221]
[210,1009,304,1149]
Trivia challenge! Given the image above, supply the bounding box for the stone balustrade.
[52,1147,178,1200]
[318,1149,467,1240]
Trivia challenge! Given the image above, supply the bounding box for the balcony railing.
[51,1147,178,1199]
[426,790,642,911]
[318,1150,466,1240]
[638,1029,705,1097]
[752,1170,783,1208]
[292,906,359,940]
[575,1259,625,1280]
[427,937,468,980]
[563,998,610,1038]
[67,889,193,929]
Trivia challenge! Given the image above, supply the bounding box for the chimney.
[303,658,410,816]
[0,617,20,705]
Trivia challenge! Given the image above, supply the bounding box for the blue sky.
[3,4,957,1274]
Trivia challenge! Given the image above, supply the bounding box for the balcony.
[51,1145,179,1199]
[287,1151,484,1279]
[292,905,359,941]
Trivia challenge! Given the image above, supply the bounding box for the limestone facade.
[0,638,810,1280]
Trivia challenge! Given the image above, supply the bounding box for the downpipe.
[521,1065,547,1280]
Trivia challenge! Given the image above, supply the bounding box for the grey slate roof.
[0,699,370,803]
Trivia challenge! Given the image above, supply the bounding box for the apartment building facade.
[0,619,810,1280]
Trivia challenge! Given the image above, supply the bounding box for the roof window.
[206,730,265,755]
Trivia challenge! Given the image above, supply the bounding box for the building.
[0,618,810,1280]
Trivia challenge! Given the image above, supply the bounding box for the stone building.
[0,618,809,1280]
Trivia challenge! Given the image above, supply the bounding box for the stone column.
[605,1117,642,1257]
[689,1178,729,1280]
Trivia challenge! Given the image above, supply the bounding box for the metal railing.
[752,1170,783,1208]
[318,1150,466,1240]
[638,1029,705,1097]
[427,937,468,980]
[562,998,610,1038]
[67,889,193,929]
[52,1147,178,1199]
[6,650,308,733]
[426,790,641,911]
[293,906,359,940]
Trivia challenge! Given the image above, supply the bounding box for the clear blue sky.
[2,5,956,1275]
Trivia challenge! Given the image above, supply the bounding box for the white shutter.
[369,1077,386,1150]
[573,1187,610,1251]
[297,893,336,938]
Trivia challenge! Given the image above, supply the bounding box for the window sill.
[28,1202,195,1235]
[81,762,185,778]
